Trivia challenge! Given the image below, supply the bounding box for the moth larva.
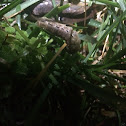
[37,17,80,53]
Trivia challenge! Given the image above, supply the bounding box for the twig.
[32,42,67,87]
[102,34,109,57]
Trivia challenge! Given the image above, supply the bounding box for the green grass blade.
[104,16,121,63]
[44,3,70,18]
[4,0,40,18]
[117,0,126,11]
[91,63,116,71]
[52,0,56,7]
[83,43,96,63]
[0,0,21,18]
[15,25,30,44]
[68,76,126,110]
[96,15,122,49]
[88,19,101,28]
[94,0,120,7]
[16,4,21,29]
[106,46,126,63]
[99,71,126,83]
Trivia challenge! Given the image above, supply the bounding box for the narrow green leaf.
[0,0,21,18]
[97,15,110,41]
[44,4,70,18]
[68,76,126,110]
[106,46,126,63]
[5,26,15,34]
[104,16,121,63]
[14,25,30,44]
[83,43,96,63]
[88,19,101,28]
[52,0,56,7]
[49,73,58,85]
[94,0,120,7]
[91,62,116,71]
[96,15,121,49]
[4,0,40,18]
[99,71,126,83]
[117,0,126,11]
[16,4,21,29]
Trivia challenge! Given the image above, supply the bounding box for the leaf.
[16,4,21,29]
[37,46,48,56]
[79,34,97,44]
[0,46,17,63]
[4,0,40,18]
[49,73,58,85]
[29,37,37,45]
[106,46,126,63]
[82,43,96,63]
[0,30,6,45]
[44,3,70,18]
[117,0,126,12]
[5,26,15,34]
[52,0,56,7]
[68,75,126,110]
[104,15,121,63]
[94,0,120,7]
[92,11,124,56]
[88,19,101,28]
[15,26,29,43]
[0,0,21,18]
[13,60,28,75]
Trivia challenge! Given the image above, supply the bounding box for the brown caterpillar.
[33,0,85,17]
[37,17,81,53]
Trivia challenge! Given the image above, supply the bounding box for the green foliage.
[0,0,21,18]
[0,0,126,125]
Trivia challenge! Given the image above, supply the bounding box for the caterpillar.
[32,0,84,17]
[37,17,81,53]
